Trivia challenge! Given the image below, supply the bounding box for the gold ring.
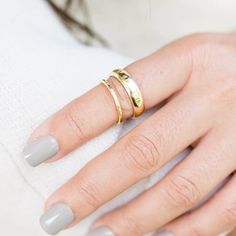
[111,68,145,118]
[101,79,123,124]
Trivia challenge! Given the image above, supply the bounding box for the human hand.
[23,33,236,236]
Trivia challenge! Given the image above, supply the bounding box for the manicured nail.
[155,231,175,236]
[40,203,74,235]
[23,135,59,167]
[87,226,115,236]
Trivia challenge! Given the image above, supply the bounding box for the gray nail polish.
[23,135,59,167]
[40,203,74,235]
[154,231,175,236]
[87,226,115,236]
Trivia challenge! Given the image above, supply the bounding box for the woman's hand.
[23,32,236,236]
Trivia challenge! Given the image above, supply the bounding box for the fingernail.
[23,135,59,167]
[155,231,175,236]
[87,226,115,236]
[40,203,74,235]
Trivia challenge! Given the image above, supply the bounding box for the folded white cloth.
[0,1,222,236]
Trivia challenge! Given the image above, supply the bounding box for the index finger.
[23,37,192,166]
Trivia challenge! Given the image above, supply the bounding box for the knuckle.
[65,103,88,143]
[185,32,213,43]
[223,203,236,224]
[165,175,201,209]
[178,33,213,52]
[121,213,144,236]
[78,180,102,209]
[124,134,162,174]
[183,32,221,49]
[188,227,204,236]
[182,33,222,59]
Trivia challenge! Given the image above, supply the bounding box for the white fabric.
[0,1,225,236]
[87,0,236,58]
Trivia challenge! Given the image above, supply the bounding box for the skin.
[29,32,236,235]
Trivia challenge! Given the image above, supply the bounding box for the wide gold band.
[111,68,145,118]
[101,79,123,124]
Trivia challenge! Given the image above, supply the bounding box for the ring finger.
[23,38,192,166]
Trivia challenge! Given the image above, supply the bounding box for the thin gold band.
[111,68,145,118]
[101,79,123,124]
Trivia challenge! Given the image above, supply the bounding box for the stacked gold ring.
[111,69,145,118]
[101,68,145,124]
[101,79,123,124]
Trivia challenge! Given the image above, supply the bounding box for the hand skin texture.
[23,33,236,236]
